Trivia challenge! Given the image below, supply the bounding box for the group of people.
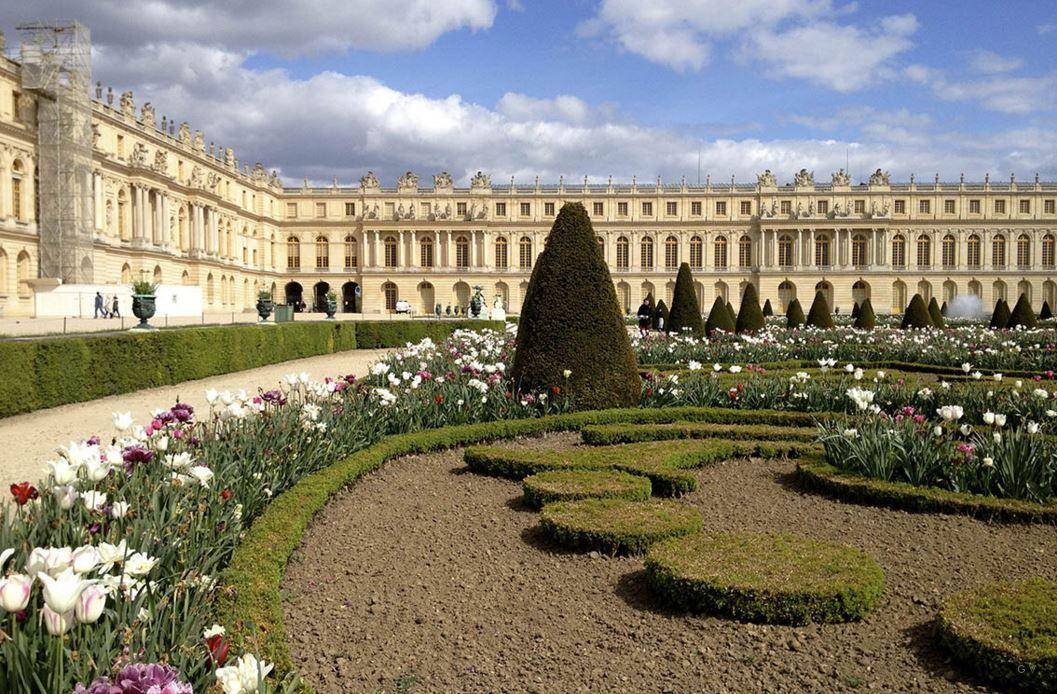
[93,292,122,319]
[637,299,662,336]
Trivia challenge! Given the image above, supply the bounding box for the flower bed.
[522,469,651,509]
[538,498,703,555]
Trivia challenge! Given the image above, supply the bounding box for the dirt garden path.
[283,432,1056,693]
[0,348,391,488]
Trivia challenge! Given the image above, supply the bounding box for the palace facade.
[0,30,1055,319]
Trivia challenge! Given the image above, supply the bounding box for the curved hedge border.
[936,578,1057,691]
[539,498,703,555]
[796,457,1057,523]
[522,469,651,508]
[580,421,817,445]
[645,532,885,625]
[0,320,502,419]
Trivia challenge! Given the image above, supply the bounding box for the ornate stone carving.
[129,142,149,168]
[224,147,235,167]
[91,123,101,148]
[152,149,168,173]
[207,172,220,191]
[360,171,380,190]
[831,168,850,186]
[190,165,204,188]
[193,131,204,152]
[177,122,191,145]
[366,203,379,219]
[868,168,890,186]
[433,171,453,190]
[793,168,814,187]
[269,171,282,188]
[439,203,452,220]
[252,162,267,182]
[475,203,487,220]
[756,169,777,187]
[397,171,419,190]
[470,170,491,190]
[120,91,135,118]
[141,102,156,129]
[396,203,405,220]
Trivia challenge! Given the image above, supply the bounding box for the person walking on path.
[94,292,105,318]
[111,295,121,319]
[637,300,652,337]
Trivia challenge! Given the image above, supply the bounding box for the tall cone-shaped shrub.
[853,297,876,329]
[901,294,933,329]
[940,301,948,317]
[705,296,735,335]
[851,302,860,319]
[725,300,736,326]
[762,298,773,317]
[786,298,805,328]
[667,263,704,335]
[652,299,669,330]
[511,203,640,409]
[736,283,766,334]
[645,292,655,314]
[1041,301,1053,320]
[805,291,834,328]
[989,299,1010,329]
[928,297,945,328]
[1007,294,1038,329]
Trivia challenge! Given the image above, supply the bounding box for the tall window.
[494,236,508,269]
[616,236,629,269]
[689,236,703,269]
[992,234,1006,267]
[713,236,728,269]
[941,234,956,268]
[1017,234,1031,267]
[11,161,23,221]
[384,235,398,268]
[891,235,906,268]
[967,235,981,268]
[383,282,398,312]
[640,236,654,269]
[344,235,357,268]
[738,235,752,268]
[519,236,532,269]
[852,234,867,267]
[1042,234,1055,267]
[419,237,434,267]
[916,234,931,268]
[315,236,329,268]
[455,236,470,268]
[814,235,831,267]
[664,236,678,269]
[778,235,794,267]
[287,237,300,269]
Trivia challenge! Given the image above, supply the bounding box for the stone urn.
[131,294,156,329]
[256,296,273,321]
[324,297,338,319]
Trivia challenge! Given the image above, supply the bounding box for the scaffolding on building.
[18,21,94,284]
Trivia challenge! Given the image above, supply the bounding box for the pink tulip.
[41,605,74,636]
[75,584,107,624]
[0,574,32,612]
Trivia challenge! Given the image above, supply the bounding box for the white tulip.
[71,546,100,574]
[0,548,13,572]
[124,552,158,577]
[1027,422,1040,434]
[111,501,131,518]
[46,459,77,485]
[112,412,134,432]
[75,584,107,624]
[0,574,33,612]
[982,456,995,468]
[994,414,1007,427]
[95,540,128,573]
[188,466,215,487]
[215,653,275,694]
[41,605,75,636]
[204,624,226,638]
[83,457,112,482]
[81,491,107,511]
[983,411,996,425]
[38,568,96,613]
[205,388,220,405]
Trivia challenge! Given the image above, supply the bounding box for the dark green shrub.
[580,421,816,445]
[1007,294,1038,329]
[990,299,1011,329]
[705,296,735,335]
[805,291,834,329]
[941,301,948,317]
[901,294,933,329]
[853,298,876,330]
[667,263,704,335]
[786,298,805,329]
[725,300,736,326]
[1041,301,1053,320]
[652,299,669,331]
[645,292,655,314]
[928,297,945,328]
[539,498,703,555]
[522,469,651,509]
[645,532,885,624]
[511,203,640,410]
[762,298,773,317]
[851,302,860,319]
[735,283,766,334]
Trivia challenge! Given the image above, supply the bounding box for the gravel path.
[283,433,1056,693]
[0,348,391,488]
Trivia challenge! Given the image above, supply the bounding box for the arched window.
[616,236,629,269]
[640,236,654,269]
[891,235,906,268]
[916,234,931,268]
[778,280,796,311]
[664,235,678,269]
[967,234,981,268]
[814,234,831,267]
[384,235,399,268]
[120,263,132,284]
[1016,234,1031,268]
[519,236,533,269]
[419,236,434,268]
[992,234,1006,268]
[892,280,907,313]
[153,265,162,284]
[455,235,470,268]
[344,235,358,268]
[383,282,398,312]
[778,235,794,268]
[738,235,752,268]
[941,234,956,268]
[315,235,329,268]
[16,251,30,298]
[11,160,24,221]
[206,273,215,305]
[1043,234,1055,268]
[286,236,300,269]
[494,236,508,269]
[713,236,728,269]
[852,234,867,267]
[689,236,703,269]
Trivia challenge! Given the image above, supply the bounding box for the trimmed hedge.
[853,298,876,330]
[990,299,1011,329]
[645,532,885,625]
[928,296,945,328]
[667,263,704,336]
[1008,293,1038,329]
[901,294,933,329]
[705,296,735,335]
[523,469,652,509]
[936,578,1057,692]
[0,320,500,418]
[735,283,766,334]
[539,498,703,555]
[786,298,805,329]
[805,291,834,329]
[580,421,818,445]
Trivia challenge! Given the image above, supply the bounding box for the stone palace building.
[0,24,1055,319]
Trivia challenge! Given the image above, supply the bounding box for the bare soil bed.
[282,432,1057,692]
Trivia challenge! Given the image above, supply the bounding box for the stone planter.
[131,294,156,330]
[256,298,274,322]
[325,299,337,319]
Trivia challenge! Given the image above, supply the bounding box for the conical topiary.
[1041,301,1053,320]
[667,263,704,335]
[786,298,805,329]
[1007,294,1038,329]
[851,301,860,319]
[736,283,766,334]
[511,203,640,409]
[725,300,736,326]
[928,297,945,328]
[940,301,948,317]
[805,291,834,329]
[853,297,876,329]
[989,299,1010,329]
[901,294,933,329]
[705,296,735,335]
[762,298,773,317]
[652,299,669,331]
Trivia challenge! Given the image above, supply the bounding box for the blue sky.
[3,1,1055,185]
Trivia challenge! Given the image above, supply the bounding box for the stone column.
[93,173,103,231]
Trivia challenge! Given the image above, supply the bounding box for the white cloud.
[496,93,617,125]
[970,50,1023,74]
[905,64,1057,114]
[1038,23,1057,35]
